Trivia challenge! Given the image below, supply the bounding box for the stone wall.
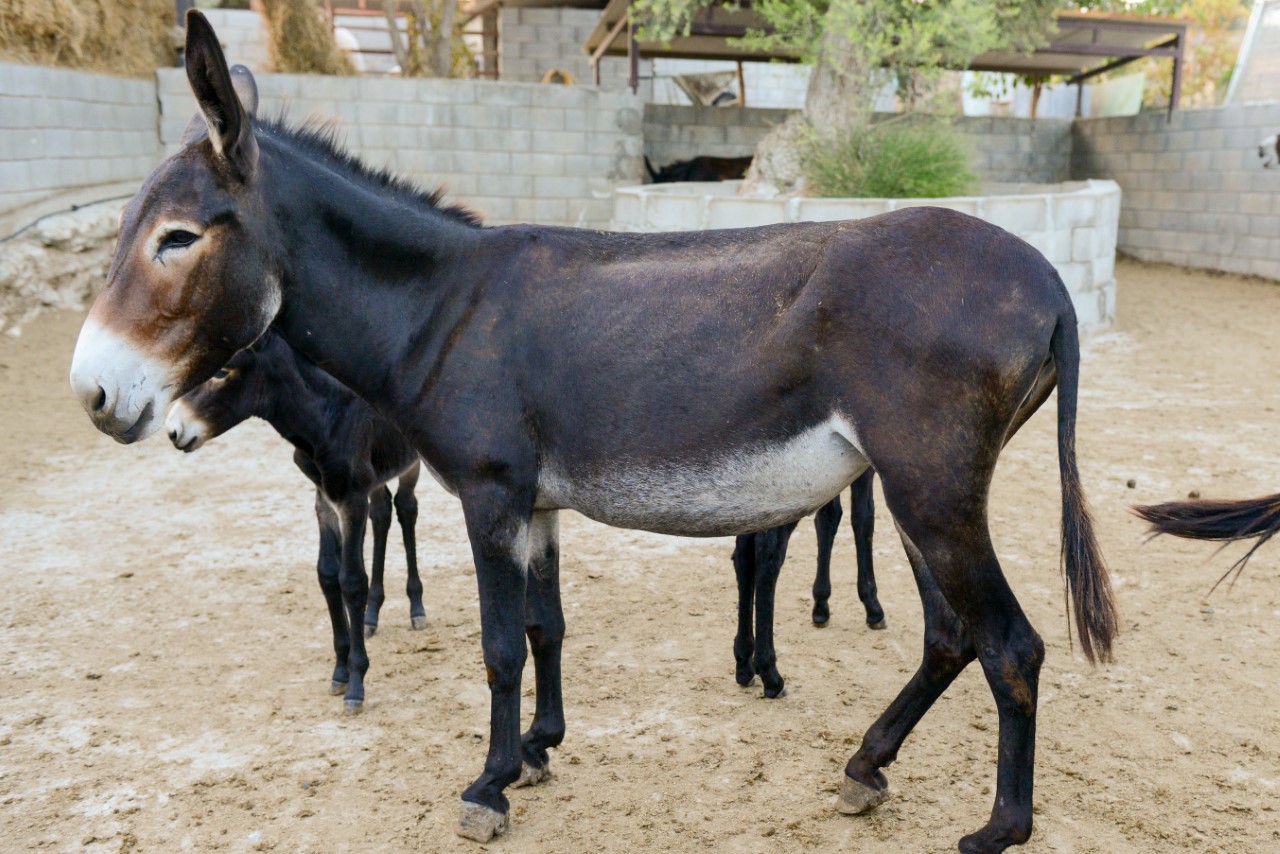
[1072,103,1280,280]
[643,105,1073,184]
[157,69,644,228]
[0,63,160,220]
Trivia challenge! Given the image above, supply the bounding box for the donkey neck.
[258,137,487,414]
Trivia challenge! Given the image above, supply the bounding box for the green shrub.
[803,119,977,199]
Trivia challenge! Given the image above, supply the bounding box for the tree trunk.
[384,0,408,71]
[740,30,872,196]
[432,0,458,77]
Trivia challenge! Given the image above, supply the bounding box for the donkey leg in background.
[751,520,799,699]
[512,510,563,789]
[840,521,974,813]
[364,486,393,638]
[334,495,373,714]
[314,492,352,697]
[732,535,758,687]
[852,470,887,629]
[812,496,842,626]
[395,465,427,630]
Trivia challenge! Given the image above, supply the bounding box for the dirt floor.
[1,258,1279,854]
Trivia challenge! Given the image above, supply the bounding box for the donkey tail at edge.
[1051,315,1118,665]
[1133,493,1280,545]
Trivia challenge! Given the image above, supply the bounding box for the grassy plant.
[803,119,977,199]
[0,0,173,77]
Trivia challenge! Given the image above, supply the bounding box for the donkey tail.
[1134,494,1280,588]
[1051,315,1118,664]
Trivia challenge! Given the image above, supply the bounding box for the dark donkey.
[69,14,1116,852]
[733,472,885,699]
[164,328,426,711]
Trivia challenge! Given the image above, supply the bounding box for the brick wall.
[157,69,644,227]
[644,105,1073,183]
[0,63,160,219]
[1072,104,1280,280]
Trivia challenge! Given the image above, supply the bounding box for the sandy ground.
[1,258,1279,854]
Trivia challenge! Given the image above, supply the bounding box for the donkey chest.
[537,415,869,536]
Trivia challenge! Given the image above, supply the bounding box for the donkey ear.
[184,10,257,179]
[229,64,259,117]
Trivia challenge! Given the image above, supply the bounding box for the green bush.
[803,119,977,199]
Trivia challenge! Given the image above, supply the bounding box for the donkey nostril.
[169,429,178,443]
[91,386,107,412]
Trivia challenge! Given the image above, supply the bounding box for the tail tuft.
[1052,316,1118,665]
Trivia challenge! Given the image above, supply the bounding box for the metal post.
[736,60,746,107]
[1168,33,1184,122]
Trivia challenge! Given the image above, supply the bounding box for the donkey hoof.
[329,680,348,696]
[411,615,429,631]
[364,624,378,639]
[812,614,830,627]
[511,759,552,789]
[763,684,787,699]
[343,699,363,716]
[456,800,508,842]
[835,773,891,815]
[868,619,888,631]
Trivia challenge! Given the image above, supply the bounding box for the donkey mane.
[256,114,484,228]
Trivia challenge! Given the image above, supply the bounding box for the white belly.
[537,415,870,536]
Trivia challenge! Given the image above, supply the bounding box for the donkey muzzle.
[69,319,173,443]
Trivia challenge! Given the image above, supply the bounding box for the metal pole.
[627,7,639,95]
[1168,32,1184,122]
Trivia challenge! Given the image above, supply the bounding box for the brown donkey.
[68,13,1115,852]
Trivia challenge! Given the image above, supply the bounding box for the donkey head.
[164,330,286,453]
[70,11,280,443]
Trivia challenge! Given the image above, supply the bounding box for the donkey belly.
[538,415,870,537]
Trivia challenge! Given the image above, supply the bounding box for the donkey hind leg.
[812,496,842,626]
[851,470,887,629]
[335,496,373,714]
[751,520,798,698]
[363,486,393,638]
[732,535,758,687]
[512,510,562,789]
[840,523,973,813]
[395,464,426,629]
[314,493,351,696]
[455,486,530,843]
[848,483,1045,854]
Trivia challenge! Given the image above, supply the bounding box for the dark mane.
[255,114,484,228]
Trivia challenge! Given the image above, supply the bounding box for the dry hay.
[260,0,354,75]
[0,0,174,77]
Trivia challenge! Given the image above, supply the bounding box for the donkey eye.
[160,229,200,252]
[212,368,231,380]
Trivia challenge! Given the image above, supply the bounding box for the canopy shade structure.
[583,4,1188,118]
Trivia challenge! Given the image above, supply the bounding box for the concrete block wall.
[643,105,1073,183]
[157,69,644,227]
[0,63,160,218]
[1072,103,1280,280]
[202,9,272,72]
[499,7,650,94]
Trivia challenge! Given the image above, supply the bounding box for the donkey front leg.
[456,486,531,843]
[512,510,563,789]
[394,465,427,630]
[333,495,373,714]
[363,486,393,638]
[731,535,757,687]
[850,470,887,629]
[751,520,797,698]
[314,492,351,696]
[811,496,842,626]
